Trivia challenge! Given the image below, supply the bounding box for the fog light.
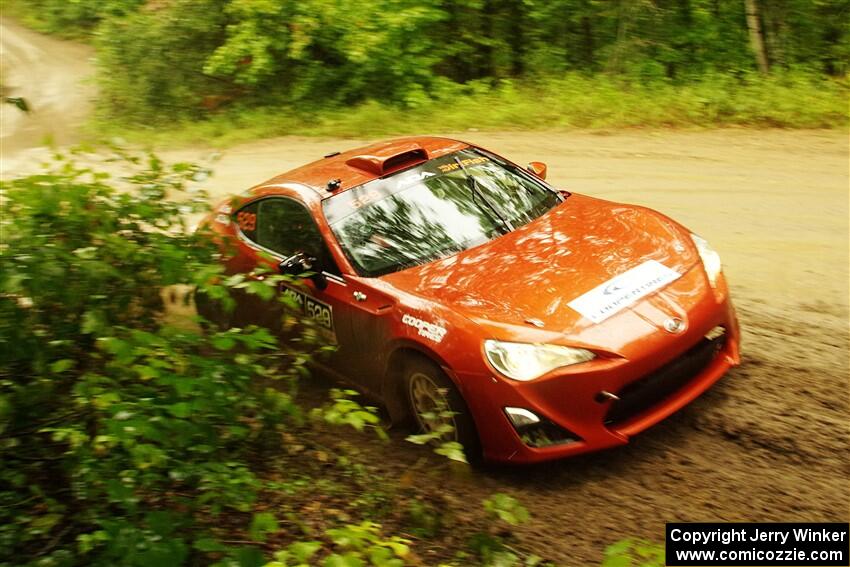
[505,407,541,428]
[503,407,581,448]
[705,326,725,341]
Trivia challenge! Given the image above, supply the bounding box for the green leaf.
[483,494,529,526]
[30,512,63,533]
[0,395,9,435]
[137,538,188,567]
[131,443,167,469]
[405,433,431,445]
[247,280,275,300]
[601,556,632,567]
[167,402,192,418]
[248,511,279,542]
[233,545,266,567]
[602,538,663,567]
[435,441,468,464]
[288,541,322,563]
[369,546,392,564]
[384,541,409,557]
[82,309,106,334]
[211,335,236,351]
[77,530,109,554]
[605,540,634,557]
[146,511,179,536]
[50,358,75,373]
[323,553,364,567]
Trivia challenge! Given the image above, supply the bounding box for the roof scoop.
[346,144,428,177]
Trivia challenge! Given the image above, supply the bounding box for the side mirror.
[527,161,547,180]
[278,252,328,290]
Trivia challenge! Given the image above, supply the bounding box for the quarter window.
[235,198,340,275]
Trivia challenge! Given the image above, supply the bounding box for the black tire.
[403,356,482,463]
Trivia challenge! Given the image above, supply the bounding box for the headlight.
[690,233,722,287]
[484,340,595,381]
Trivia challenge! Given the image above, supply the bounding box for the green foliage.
[204,0,446,106]
[13,0,850,81]
[406,418,468,464]
[314,389,387,439]
[602,539,665,567]
[464,494,544,567]
[325,522,410,567]
[483,494,530,527]
[95,0,232,123]
[265,540,322,566]
[96,71,849,149]
[91,0,449,122]
[250,512,281,543]
[266,522,409,567]
[0,151,311,565]
[1,0,142,37]
[11,0,845,126]
[405,500,442,539]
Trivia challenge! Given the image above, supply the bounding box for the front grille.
[605,329,726,426]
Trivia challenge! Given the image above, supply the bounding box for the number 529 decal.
[281,285,334,333]
[236,211,256,231]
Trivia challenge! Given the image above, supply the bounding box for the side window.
[235,198,340,276]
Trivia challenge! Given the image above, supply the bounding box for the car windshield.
[322,148,563,277]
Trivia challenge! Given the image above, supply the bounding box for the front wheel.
[403,356,481,463]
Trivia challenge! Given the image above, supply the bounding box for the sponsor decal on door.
[281,285,336,341]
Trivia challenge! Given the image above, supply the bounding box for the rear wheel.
[403,356,481,463]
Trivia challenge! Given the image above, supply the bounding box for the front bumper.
[459,294,741,464]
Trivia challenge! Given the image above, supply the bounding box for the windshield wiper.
[453,156,513,233]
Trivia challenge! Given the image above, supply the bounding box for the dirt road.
[1,19,848,566]
[0,17,94,155]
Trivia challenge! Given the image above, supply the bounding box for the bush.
[98,71,849,148]
[1,0,142,37]
[0,151,310,565]
[602,539,664,567]
[95,1,232,123]
[0,151,668,567]
[93,0,448,123]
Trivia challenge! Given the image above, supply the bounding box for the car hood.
[381,195,702,350]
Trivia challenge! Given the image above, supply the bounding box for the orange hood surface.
[381,194,702,347]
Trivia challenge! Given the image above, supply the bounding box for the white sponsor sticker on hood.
[568,260,681,324]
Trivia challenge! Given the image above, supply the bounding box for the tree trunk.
[581,0,595,69]
[763,1,787,69]
[508,0,525,77]
[609,0,632,73]
[481,0,495,78]
[744,0,769,73]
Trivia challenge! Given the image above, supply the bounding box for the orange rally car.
[198,136,741,463]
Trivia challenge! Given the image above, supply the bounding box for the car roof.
[249,136,470,203]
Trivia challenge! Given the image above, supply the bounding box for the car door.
[233,196,385,393]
